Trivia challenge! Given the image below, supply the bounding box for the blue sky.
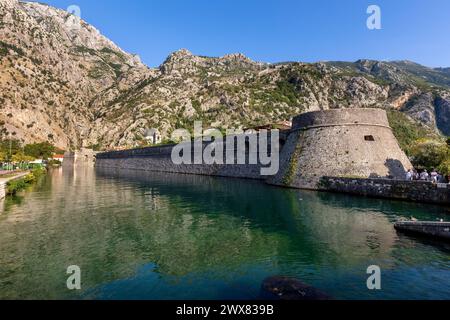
[34,0,450,68]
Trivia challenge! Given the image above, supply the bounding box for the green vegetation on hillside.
[408,139,448,170]
[388,110,450,174]
[0,40,24,57]
[390,61,450,89]
[387,110,439,155]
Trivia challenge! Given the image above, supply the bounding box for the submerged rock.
[261,276,332,300]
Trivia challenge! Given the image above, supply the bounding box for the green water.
[0,166,449,300]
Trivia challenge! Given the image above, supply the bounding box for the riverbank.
[0,167,46,199]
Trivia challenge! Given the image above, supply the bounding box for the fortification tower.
[269,108,413,190]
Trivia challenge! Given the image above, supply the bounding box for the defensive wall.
[96,136,277,180]
[95,109,450,205]
[268,108,413,189]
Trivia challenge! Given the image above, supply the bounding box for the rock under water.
[260,276,332,300]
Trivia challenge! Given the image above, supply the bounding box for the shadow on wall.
[367,159,406,179]
[385,158,407,179]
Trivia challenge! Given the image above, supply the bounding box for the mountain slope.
[0,0,150,149]
[1,0,449,150]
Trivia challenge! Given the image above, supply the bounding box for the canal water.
[0,166,449,300]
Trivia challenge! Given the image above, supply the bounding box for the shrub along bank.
[6,167,47,195]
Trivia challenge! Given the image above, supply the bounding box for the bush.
[387,110,436,155]
[409,139,448,170]
[23,173,36,184]
[438,157,450,175]
[6,178,27,195]
[6,167,46,195]
[31,167,46,178]
[47,159,62,167]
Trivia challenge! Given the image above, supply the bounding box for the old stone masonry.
[97,108,412,187]
[269,108,413,189]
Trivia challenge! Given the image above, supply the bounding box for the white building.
[144,128,162,145]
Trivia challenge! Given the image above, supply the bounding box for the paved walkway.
[0,171,30,184]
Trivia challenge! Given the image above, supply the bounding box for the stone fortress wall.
[94,108,448,204]
[64,148,98,166]
[96,136,279,180]
[269,108,413,189]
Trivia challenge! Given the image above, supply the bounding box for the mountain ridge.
[1,0,450,150]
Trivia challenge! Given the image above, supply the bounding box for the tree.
[438,157,450,176]
[0,139,22,159]
[11,153,35,163]
[24,142,55,159]
[409,139,448,169]
[0,151,7,162]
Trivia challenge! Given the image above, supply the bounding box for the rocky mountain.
[0,0,151,149]
[1,0,450,150]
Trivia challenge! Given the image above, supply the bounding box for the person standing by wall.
[420,170,429,181]
[430,169,438,183]
[405,169,413,181]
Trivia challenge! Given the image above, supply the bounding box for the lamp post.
[9,133,12,171]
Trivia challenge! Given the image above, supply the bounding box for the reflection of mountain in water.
[96,169,396,259]
[0,167,447,299]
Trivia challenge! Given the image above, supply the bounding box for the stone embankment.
[394,221,450,240]
[319,177,450,205]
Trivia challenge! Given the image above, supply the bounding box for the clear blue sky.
[34,0,450,68]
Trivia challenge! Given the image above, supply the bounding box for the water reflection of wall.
[0,167,292,299]
[95,168,400,268]
[285,191,397,267]
[63,149,97,166]
[0,167,443,299]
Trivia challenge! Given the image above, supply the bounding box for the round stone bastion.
[268,108,413,190]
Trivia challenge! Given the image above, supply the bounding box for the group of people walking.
[405,169,446,183]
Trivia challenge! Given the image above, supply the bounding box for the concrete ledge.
[394,221,450,240]
[320,176,450,205]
